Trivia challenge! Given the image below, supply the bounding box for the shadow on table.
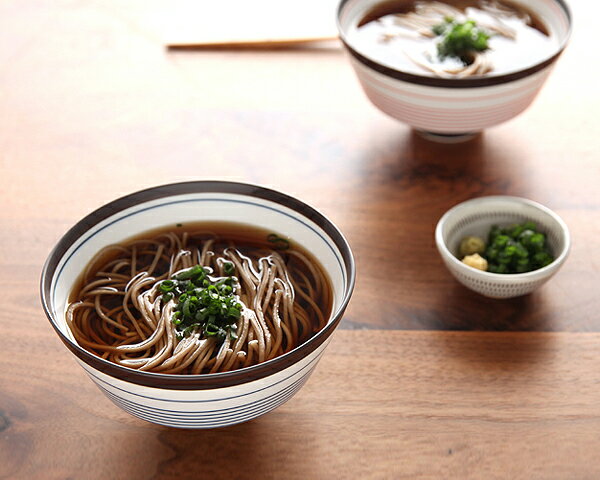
[342,128,550,331]
[143,415,317,478]
[352,126,532,214]
[405,131,554,331]
[425,281,554,331]
[354,129,508,195]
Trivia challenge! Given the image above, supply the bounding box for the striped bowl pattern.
[349,61,554,133]
[40,181,355,428]
[337,0,572,135]
[80,339,328,428]
[435,196,570,298]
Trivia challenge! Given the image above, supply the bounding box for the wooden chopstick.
[167,36,339,51]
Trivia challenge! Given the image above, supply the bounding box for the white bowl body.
[435,196,570,298]
[337,0,571,134]
[75,339,330,428]
[41,182,355,428]
[348,60,554,133]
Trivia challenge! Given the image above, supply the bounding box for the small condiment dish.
[435,195,570,298]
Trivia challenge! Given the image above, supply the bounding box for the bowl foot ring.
[416,130,481,144]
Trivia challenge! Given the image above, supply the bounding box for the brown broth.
[349,0,557,77]
[69,221,333,330]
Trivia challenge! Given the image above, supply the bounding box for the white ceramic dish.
[337,0,572,140]
[435,195,570,298]
[40,181,355,428]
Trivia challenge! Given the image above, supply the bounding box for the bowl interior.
[45,189,352,346]
[337,0,571,76]
[439,196,569,265]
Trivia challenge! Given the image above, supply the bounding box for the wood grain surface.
[2,331,600,480]
[1,0,599,478]
[0,0,598,333]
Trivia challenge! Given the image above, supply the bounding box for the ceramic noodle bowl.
[40,181,355,429]
[337,0,572,141]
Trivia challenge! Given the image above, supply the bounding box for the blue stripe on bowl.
[107,385,302,428]
[114,391,297,428]
[102,381,308,428]
[53,197,346,310]
[97,367,313,423]
[97,366,313,417]
[83,347,323,404]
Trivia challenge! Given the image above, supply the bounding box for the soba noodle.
[66,224,332,375]
[352,0,554,78]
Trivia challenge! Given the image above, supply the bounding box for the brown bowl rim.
[40,181,356,390]
[336,0,572,88]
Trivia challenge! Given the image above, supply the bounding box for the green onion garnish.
[484,222,554,273]
[432,18,490,65]
[161,264,242,343]
[223,261,235,275]
[267,233,290,250]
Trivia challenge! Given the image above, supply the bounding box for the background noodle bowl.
[336,0,571,137]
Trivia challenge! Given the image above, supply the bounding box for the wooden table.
[1,1,599,478]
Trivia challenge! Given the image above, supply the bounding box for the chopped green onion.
[223,261,235,275]
[162,263,242,344]
[432,18,490,65]
[267,233,290,250]
[483,222,554,273]
[159,280,175,293]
